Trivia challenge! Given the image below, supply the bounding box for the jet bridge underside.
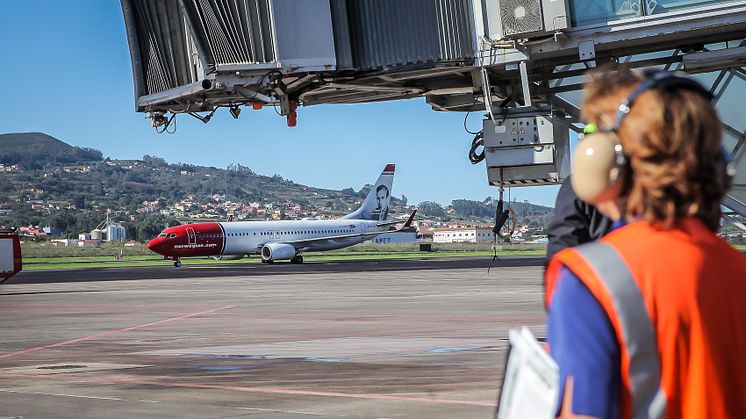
[121,2,746,111]
[120,0,746,216]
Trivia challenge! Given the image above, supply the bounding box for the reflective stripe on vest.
[574,242,667,419]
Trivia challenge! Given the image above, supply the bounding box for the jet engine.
[212,255,244,261]
[261,243,297,262]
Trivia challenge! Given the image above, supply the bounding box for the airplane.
[147,164,416,267]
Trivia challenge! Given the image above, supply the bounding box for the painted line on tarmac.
[0,305,236,360]
[169,367,492,378]
[0,388,127,402]
[0,372,497,407]
[127,373,500,384]
[280,381,494,390]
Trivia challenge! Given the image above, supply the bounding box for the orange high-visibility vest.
[546,218,746,419]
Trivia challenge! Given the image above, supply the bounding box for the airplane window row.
[256,230,353,236]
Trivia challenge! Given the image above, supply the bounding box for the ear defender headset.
[571,70,734,205]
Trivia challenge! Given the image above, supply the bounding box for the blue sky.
[0,1,559,207]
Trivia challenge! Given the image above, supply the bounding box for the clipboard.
[496,327,560,419]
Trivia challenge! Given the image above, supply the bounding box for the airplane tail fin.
[342,164,395,221]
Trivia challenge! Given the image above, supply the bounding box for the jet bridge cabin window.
[569,0,736,27]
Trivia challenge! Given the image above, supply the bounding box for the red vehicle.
[0,228,22,283]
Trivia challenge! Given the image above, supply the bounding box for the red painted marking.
[383,164,395,173]
[0,373,497,407]
[0,305,235,360]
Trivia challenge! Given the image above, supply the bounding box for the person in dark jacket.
[546,175,612,263]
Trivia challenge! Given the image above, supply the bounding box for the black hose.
[468,131,485,164]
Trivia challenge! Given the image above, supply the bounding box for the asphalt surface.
[6,255,546,284]
[0,256,547,418]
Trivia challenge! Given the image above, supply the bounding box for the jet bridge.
[120,0,746,218]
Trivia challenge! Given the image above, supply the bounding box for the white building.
[51,239,78,247]
[432,227,494,243]
[368,231,418,244]
[528,235,549,244]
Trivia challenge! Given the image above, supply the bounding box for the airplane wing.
[281,230,386,248]
[275,210,417,249]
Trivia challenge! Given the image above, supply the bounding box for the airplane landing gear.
[290,255,304,264]
[173,259,182,268]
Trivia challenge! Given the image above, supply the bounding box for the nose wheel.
[173,259,182,268]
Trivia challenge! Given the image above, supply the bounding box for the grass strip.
[22,249,545,270]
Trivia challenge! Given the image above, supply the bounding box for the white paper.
[497,327,559,419]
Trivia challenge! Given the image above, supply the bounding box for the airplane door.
[186,227,196,245]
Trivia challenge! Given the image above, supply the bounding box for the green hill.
[0,133,408,239]
[0,132,102,169]
[0,132,553,241]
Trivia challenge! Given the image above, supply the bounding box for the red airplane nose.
[147,237,164,253]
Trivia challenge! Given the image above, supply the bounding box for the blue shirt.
[548,267,621,419]
[548,219,625,418]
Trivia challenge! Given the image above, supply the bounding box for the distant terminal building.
[418,229,434,241]
[432,227,494,244]
[528,235,549,244]
[368,230,418,245]
[51,238,78,247]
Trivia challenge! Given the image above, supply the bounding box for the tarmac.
[0,256,547,418]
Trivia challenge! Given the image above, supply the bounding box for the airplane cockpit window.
[168,234,177,238]
[158,233,167,238]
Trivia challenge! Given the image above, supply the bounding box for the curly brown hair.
[580,68,727,230]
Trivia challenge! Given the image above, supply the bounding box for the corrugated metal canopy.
[121,0,199,103]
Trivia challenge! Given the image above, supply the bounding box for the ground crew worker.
[546,175,613,263]
[545,68,746,419]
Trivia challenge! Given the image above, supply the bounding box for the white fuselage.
[221,219,384,255]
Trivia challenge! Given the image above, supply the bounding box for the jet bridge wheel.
[290,255,304,264]
[173,259,182,268]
